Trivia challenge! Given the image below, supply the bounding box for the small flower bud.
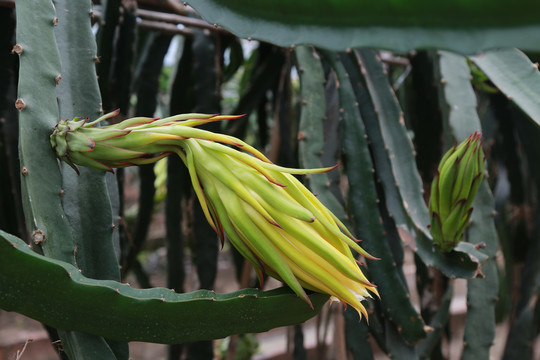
[428,132,485,252]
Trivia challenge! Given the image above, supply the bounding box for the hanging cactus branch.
[50,112,379,319]
[428,132,485,252]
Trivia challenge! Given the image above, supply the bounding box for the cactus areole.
[428,132,485,252]
[50,111,379,319]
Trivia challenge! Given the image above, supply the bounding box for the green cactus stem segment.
[50,112,379,319]
[0,229,328,343]
[428,132,485,252]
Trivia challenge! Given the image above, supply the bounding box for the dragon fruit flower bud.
[50,111,379,319]
[428,132,485,252]
[179,138,379,319]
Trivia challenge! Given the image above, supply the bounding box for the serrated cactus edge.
[0,229,328,343]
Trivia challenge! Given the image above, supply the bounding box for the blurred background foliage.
[1,0,539,359]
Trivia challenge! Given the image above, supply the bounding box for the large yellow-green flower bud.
[428,132,485,252]
[50,111,379,319]
[179,138,378,318]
